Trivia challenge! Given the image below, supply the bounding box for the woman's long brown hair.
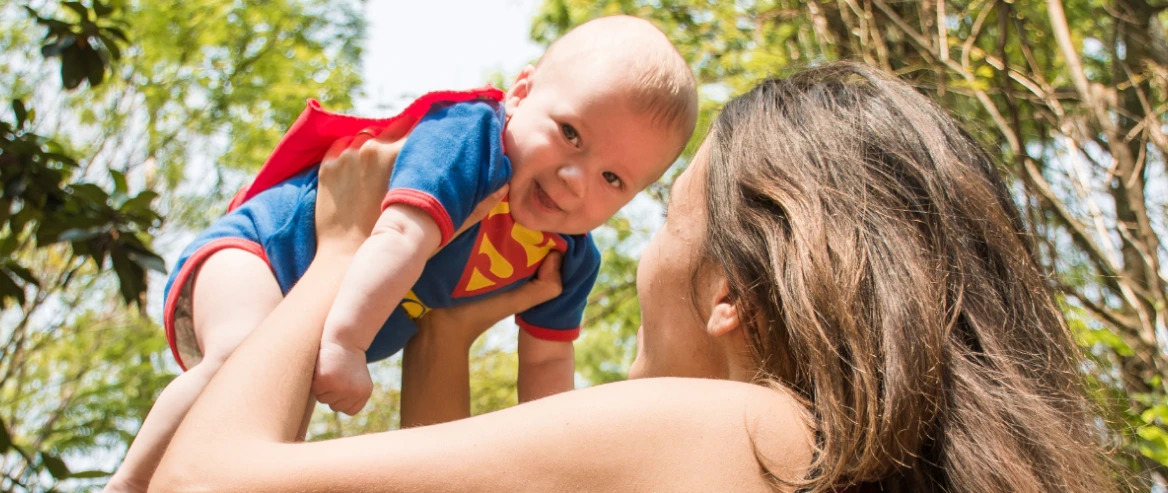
[703,62,1115,492]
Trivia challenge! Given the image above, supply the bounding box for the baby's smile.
[531,180,564,214]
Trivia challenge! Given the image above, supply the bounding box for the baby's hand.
[313,341,373,415]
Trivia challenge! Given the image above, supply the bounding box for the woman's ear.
[706,279,740,338]
[504,64,535,114]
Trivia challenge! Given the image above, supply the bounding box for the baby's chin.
[509,203,593,235]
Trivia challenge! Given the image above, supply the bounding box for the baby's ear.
[504,64,536,113]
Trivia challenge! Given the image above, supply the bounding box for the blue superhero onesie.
[162,88,600,370]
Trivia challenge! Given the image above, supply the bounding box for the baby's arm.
[517,333,575,402]
[513,241,599,403]
[313,203,440,415]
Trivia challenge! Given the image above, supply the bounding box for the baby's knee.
[194,339,242,371]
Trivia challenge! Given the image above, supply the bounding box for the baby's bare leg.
[105,249,282,493]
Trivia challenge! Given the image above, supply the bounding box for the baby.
[107,15,696,493]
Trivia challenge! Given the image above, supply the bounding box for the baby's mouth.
[533,182,563,213]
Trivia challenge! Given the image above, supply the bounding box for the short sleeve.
[515,234,601,342]
[382,100,510,246]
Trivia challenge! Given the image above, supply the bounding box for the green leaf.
[94,0,113,17]
[69,469,111,479]
[40,452,71,479]
[0,417,11,453]
[0,2,367,489]
[59,226,107,242]
[60,45,85,89]
[111,247,145,304]
[0,269,26,307]
[63,2,89,20]
[110,169,128,194]
[126,247,167,274]
[121,190,159,216]
[68,182,109,202]
[85,47,106,87]
[5,261,40,287]
[105,26,128,43]
[98,32,122,60]
[1141,404,1168,424]
[13,99,27,127]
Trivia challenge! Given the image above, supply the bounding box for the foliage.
[534,0,1168,488]
[26,0,128,90]
[2,0,159,311]
[1,304,167,490]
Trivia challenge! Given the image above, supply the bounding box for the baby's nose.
[557,164,585,198]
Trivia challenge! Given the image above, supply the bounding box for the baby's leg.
[105,249,282,493]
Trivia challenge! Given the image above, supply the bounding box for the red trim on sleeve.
[516,317,580,342]
[163,238,270,371]
[382,188,455,246]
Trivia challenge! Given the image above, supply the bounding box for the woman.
[150,62,1114,492]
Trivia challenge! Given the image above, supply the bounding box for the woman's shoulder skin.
[154,377,812,493]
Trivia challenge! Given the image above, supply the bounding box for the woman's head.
[634,62,1113,492]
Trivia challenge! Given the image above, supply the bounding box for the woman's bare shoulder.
[604,377,814,479]
[535,377,815,491]
[594,375,808,420]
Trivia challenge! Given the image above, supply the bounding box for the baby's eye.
[561,123,581,147]
[603,171,624,189]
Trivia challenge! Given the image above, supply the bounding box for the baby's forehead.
[609,125,686,187]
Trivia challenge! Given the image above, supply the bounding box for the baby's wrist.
[320,337,363,355]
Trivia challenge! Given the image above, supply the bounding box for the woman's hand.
[314,128,506,258]
[400,252,564,428]
[315,130,404,257]
[420,252,564,350]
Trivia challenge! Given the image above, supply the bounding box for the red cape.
[227,86,505,211]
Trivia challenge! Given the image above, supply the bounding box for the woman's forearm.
[400,327,473,427]
[150,250,356,490]
[159,378,808,493]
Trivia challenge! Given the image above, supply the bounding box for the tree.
[533,0,1168,488]
[0,0,364,490]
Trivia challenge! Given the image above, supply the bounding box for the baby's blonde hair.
[538,15,698,155]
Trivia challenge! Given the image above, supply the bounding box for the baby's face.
[501,65,681,235]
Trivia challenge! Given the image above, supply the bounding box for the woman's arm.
[155,273,809,490]
[150,132,394,486]
[161,376,811,493]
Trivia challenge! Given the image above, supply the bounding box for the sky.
[356,0,545,112]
